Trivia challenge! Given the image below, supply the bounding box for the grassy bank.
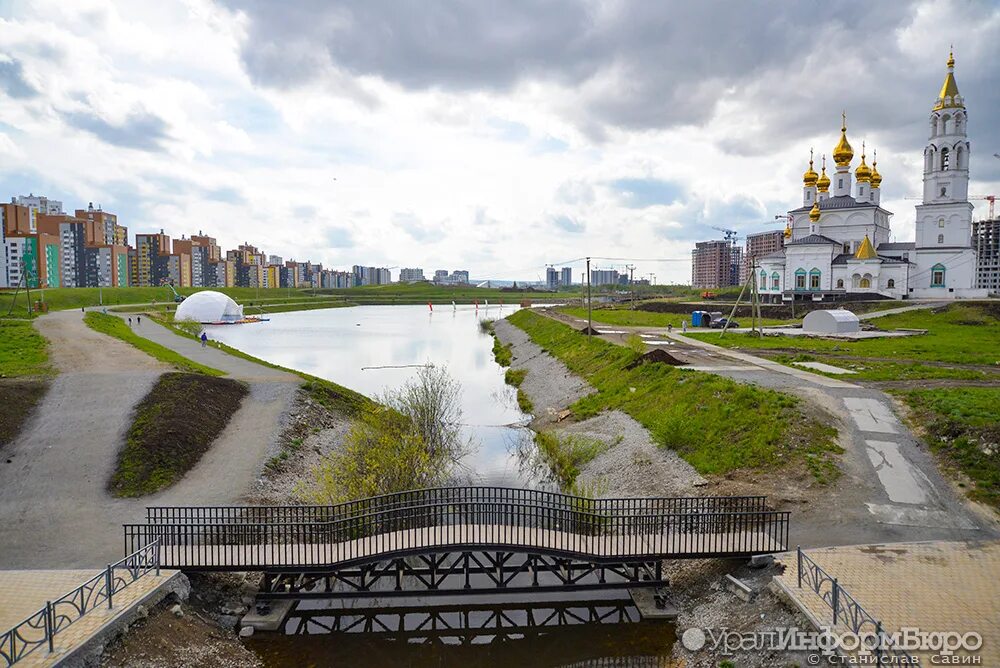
[0,319,51,377]
[109,373,248,496]
[83,312,224,376]
[534,431,609,490]
[895,387,999,511]
[559,306,790,328]
[0,380,49,447]
[687,304,999,367]
[508,309,840,481]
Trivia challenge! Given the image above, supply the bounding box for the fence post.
[45,600,54,653]
[796,546,802,588]
[106,565,113,610]
[155,539,161,577]
[875,621,884,667]
[832,578,839,626]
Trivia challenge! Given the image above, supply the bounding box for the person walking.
[137,315,141,325]
[200,331,208,348]
[128,317,132,327]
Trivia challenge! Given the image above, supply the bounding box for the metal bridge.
[124,487,788,599]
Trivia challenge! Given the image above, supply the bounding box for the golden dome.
[933,48,963,110]
[833,111,854,167]
[870,149,882,189]
[803,149,818,187]
[855,142,872,183]
[808,200,821,223]
[816,155,831,192]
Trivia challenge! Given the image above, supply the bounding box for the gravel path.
[0,309,300,568]
[493,319,706,498]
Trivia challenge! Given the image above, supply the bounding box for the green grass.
[508,309,841,480]
[534,431,609,489]
[769,354,993,382]
[0,320,51,377]
[895,387,999,510]
[687,304,1000,368]
[83,312,224,376]
[109,373,248,496]
[559,306,790,328]
[505,368,527,386]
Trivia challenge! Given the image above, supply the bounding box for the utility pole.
[626,264,635,309]
[586,257,592,339]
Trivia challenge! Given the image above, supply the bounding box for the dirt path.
[0,310,299,569]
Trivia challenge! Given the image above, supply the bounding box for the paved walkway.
[664,331,988,547]
[0,309,300,569]
[0,568,182,667]
[774,540,1000,665]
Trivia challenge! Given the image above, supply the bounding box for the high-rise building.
[75,203,118,247]
[560,267,572,287]
[545,266,559,289]
[135,231,172,287]
[16,193,62,219]
[974,218,1000,292]
[691,240,742,288]
[399,268,425,282]
[589,268,620,286]
[352,265,392,286]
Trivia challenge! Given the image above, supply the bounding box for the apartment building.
[974,218,1000,292]
[691,240,742,288]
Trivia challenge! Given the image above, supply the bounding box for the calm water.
[204,304,674,666]
[204,303,538,486]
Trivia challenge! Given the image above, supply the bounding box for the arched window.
[760,270,767,290]
[941,147,950,171]
[938,217,945,228]
[931,264,946,287]
[860,277,871,289]
[836,279,844,289]
[771,272,780,290]
[887,278,895,289]
[938,234,945,244]
[794,268,806,290]
[809,268,821,290]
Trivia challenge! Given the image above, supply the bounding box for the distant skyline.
[1,0,998,283]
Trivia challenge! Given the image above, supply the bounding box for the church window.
[794,269,806,290]
[836,279,844,289]
[941,147,950,171]
[760,271,767,290]
[931,264,945,287]
[843,243,851,254]
[940,186,947,198]
[809,268,821,290]
[860,277,871,289]
[887,279,895,289]
[771,272,780,290]
[938,234,944,244]
[938,218,945,228]
[838,178,844,189]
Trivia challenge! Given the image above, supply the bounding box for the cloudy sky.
[1,0,998,283]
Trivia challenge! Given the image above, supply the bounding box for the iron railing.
[144,487,770,525]
[0,541,160,667]
[796,546,914,665]
[126,493,788,571]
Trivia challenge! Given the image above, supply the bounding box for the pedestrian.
[128,317,132,327]
[102,307,107,315]
[81,306,85,313]
[201,331,208,348]
[667,323,673,334]
[137,316,141,325]
[682,320,687,333]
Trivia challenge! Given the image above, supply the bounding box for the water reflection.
[247,597,676,668]
[204,304,539,486]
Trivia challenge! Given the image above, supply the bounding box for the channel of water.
[203,304,675,666]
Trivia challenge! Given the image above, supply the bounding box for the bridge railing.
[144,488,770,526]
[0,541,160,667]
[126,500,788,569]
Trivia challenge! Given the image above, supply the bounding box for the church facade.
[758,52,987,303]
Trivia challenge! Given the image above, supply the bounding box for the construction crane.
[163,281,184,303]
[710,226,739,242]
[904,195,995,219]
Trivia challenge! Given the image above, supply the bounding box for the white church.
[758,51,987,303]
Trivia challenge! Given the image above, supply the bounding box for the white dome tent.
[174,291,245,324]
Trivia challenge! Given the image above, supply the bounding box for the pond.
[204,303,538,486]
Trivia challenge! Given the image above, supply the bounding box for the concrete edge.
[56,571,190,668]
[768,574,826,632]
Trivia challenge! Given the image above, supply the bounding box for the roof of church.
[877,242,916,251]
[831,253,911,266]
[789,195,878,213]
[786,233,841,245]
